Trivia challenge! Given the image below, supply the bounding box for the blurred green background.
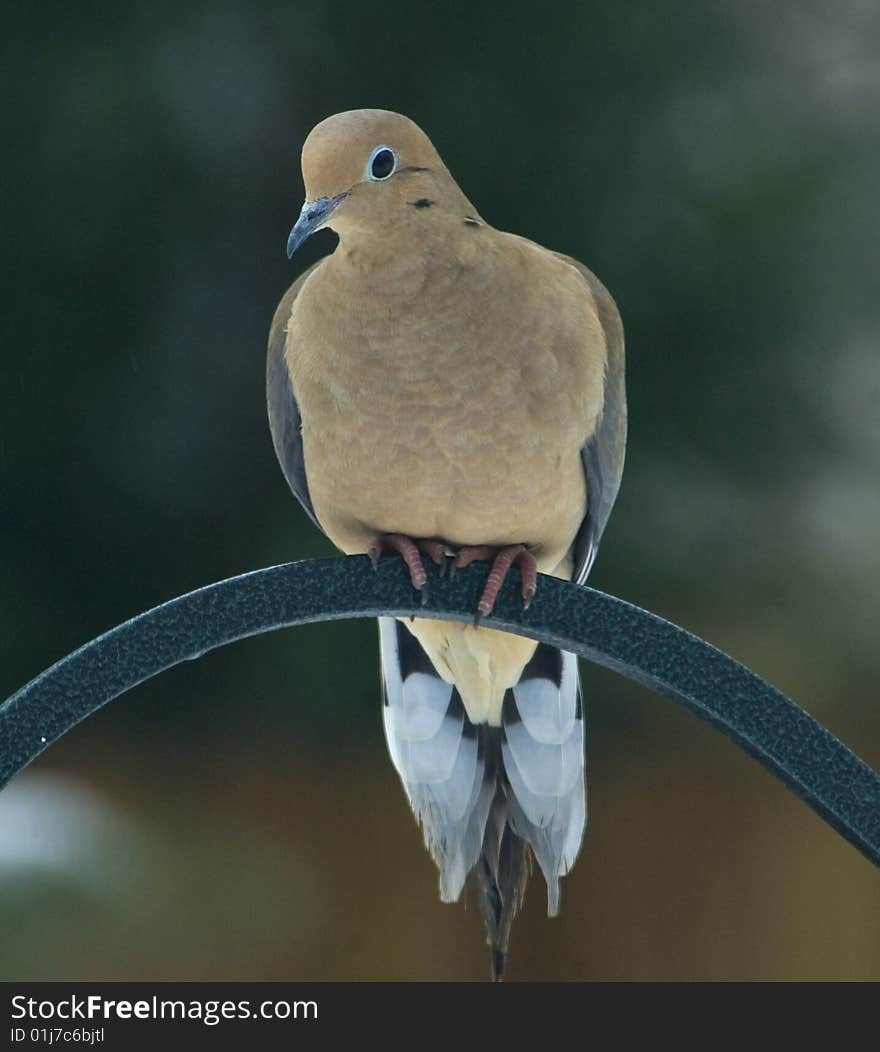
[2,1,879,980]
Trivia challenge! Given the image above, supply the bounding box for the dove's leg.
[453,544,538,623]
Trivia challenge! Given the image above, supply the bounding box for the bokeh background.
[2,0,879,980]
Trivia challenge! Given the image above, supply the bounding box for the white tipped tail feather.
[379,617,586,977]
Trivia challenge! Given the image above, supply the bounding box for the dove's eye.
[367,146,397,181]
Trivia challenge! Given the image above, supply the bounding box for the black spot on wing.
[410,198,434,208]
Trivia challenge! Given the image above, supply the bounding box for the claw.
[522,581,537,611]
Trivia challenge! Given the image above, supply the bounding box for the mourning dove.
[267,109,626,979]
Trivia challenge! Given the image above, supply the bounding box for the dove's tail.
[379,618,586,980]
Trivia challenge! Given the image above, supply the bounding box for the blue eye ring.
[366,145,397,181]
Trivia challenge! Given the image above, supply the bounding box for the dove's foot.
[367,534,449,604]
[452,544,538,625]
[367,535,538,621]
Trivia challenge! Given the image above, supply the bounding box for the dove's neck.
[329,198,491,300]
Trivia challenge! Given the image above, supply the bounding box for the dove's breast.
[284,230,607,574]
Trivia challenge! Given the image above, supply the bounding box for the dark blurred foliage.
[1,1,878,979]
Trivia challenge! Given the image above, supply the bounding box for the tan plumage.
[267,109,626,978]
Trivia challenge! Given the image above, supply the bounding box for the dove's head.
[286,109,472,256]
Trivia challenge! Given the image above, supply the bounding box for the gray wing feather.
[554,256,627,583]
[266,263,323,530]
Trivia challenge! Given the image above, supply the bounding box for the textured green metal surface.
[1,556,878,867]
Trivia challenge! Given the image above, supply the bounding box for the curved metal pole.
[1,556,878,867]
